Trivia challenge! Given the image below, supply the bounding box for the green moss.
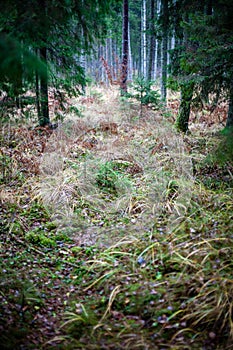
[25,229,56,247]
[21,202,50,222]
[45,221,57,231]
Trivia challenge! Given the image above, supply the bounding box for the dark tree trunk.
[15,44,23,108]
[35,49,41,118]
[37,0,50,126]
[148,0,155,81]
[39,46,50,126]
[176,83,194,133]
[156,39,161,79]
[120,0,129,95]
[35,69,41,118]
[226,84,233,128]
[205,0,213,15]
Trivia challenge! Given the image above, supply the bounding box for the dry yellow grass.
[34,86,195,246]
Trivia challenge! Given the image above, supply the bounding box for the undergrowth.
[0,87,232,350]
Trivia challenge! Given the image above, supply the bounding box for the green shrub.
[95,160,132,195]
[127,77,161,114]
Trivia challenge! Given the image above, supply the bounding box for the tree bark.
[161,0,168,101]
[226,84,233,128]
[128,22,133,81]
[156,38,161,79]
[148,0,155,81]
[35,64,41,118]
[141,0,147,78]
[39,46,50,126]
[120,0,129,95]
[176,82,194,133]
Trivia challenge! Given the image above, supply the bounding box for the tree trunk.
[205,0,213,15]
[156,39,161,79]
[176,83,194,133]
[161,0,168,101]
[35,63,41,118]
[155,0,161,79]
[141,0,147,78]
[36,0,50,126]
[226,84,233,128]
[80,29,86,92]
[39,46,50,126]
[120,0,129,95]
[128,22,133,81]
[148,0,155,81]
[15,46,23,108]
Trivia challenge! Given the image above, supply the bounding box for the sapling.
[127,77,161,116]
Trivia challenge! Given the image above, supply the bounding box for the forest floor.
[1,86,233,350]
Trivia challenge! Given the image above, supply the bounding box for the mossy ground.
[0,87,232,349]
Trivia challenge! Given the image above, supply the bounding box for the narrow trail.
[39,87,193,246]
[1,88,232,349]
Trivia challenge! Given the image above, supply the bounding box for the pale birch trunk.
[128,22,133,81]
[141,0,147,78]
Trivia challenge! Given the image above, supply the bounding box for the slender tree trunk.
[226,83,233,128]
[156,39,161,79]
[155,0,161,79]
[167,35,175,67]
[35,62,41,118]
[108,36,113,71]
[161,0,168,101]
[80,29,86,93]
[175,10,194,133]
[104,40,110,86]
[205,0,213,15]
[141,0,147,77]
[39,46,50,126]
[148,0,155,81]
[36,0,49,126]
[120,0,129,95]
[154,39,157,80]
[176,82,194,132]
[98,45,105,83]
[114,42,120,82]
[128,22,133,81]
[15,45,23,108]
